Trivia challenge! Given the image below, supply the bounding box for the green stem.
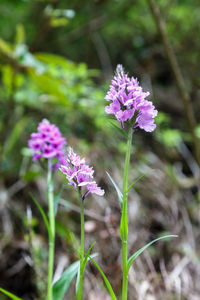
[122,240,128,300]
[47,160,55,300]
[77,189,85,300]
[120,127,133,300]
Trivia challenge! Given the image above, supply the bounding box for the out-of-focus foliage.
[0,26,107,180]
[1,0,200,299]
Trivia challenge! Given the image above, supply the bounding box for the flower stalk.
[77,188,85,300]
[59,148,104,300]
[120,127,133,300]
[47,160,55,300]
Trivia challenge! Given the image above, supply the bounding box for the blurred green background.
[0,0,200,299]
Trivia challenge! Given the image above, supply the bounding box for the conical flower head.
[105,65,158,132]
[60,147,104,199]
[28,119,67,166]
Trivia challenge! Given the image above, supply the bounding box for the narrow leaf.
[110,121,128,138]
[52,260,80,300]
[88,256,117,300]
[75,263,81,295]
[52,254,98,300]
[76,246,97,295]
[0,288,22,300]
[106,172,122,205]
[127,235,178,271]
[83,242,96,268]
[30,193,50,236]
[127,169,155,192]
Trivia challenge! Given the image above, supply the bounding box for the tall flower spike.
[60,147,104,199]
[105,65,158,132]
[28,119,67,166]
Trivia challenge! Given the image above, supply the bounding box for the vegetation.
[0,0,200,299]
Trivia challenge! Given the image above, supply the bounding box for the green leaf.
[53,253,98,300]
[127,169,155,192]
[127,235,178,271]
[28,69,71,107]
[76,245,97,295]
[2,65,14,95]
[0,288,22,300]
[52,260,80,300]
[30,193,50,236]
[34,53,88,78]
[15,24,25,45]
[110,121,128,138]
[75,263,80,296]
[106,172,123,205]
[88,256,117,300]
[50,17,69,27]
[35,53,72,69]
[83,242,96,269]
[3,117,28,158]
[0,38,12,55]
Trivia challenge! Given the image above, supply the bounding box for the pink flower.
[60,147,104,199]
[28,119,66,166]
[105,65,158,132]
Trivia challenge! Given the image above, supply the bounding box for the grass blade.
[83,242,96,268]
[88,256,117,300]
[110,121,128,138]
[30,193,50,236]
[127,235,178,271]
[106,172,123,205]
[127,169,155,192]
[0,288,22,300]
[77,242,96,293]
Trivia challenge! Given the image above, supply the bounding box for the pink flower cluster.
[60,147,104,199]
[28,119,66,164]
[105,65,158,132]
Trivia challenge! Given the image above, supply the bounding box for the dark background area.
[0,0,200,299]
